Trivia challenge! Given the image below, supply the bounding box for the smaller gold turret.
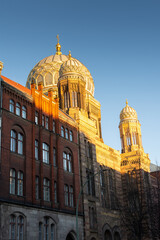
[119,100,142,153]
[0,61,3,75]
[56,35,62,55]
[119,100,150,173]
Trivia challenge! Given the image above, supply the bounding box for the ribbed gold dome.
[120,100,138,122]
[59,57,83,77]
[26,39,95,96]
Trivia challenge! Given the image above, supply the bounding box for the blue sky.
[1,0,160,165]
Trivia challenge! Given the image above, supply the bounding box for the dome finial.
[68,50,71,60]
[56,34,62,55]
[0,61,3,75]
[126,99,128,106]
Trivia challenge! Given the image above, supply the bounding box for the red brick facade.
[0,76,81,214]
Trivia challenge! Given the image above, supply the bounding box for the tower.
[119,100,150,173]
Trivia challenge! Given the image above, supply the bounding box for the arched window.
[42,143,49,164]
[39,217,55,240]
[44,217,49,240]
[10,169,16,195]
[65,128,69,139]
[63,152,72,172]
[10,130,16,152]
[17,216,24,240]
[16,103,21,116]
[61,126,64,137]
[114,232,121,240]
[72,92,78,107]
[69,130,73,142]
[22,106,27,119]
[89,207,96,229]
[17,171,23,196]
[9,99,14,113]
[64,92,69,108]
[105,230,112,240]
[10,130,24,155]
[132,132,137,145]
[51,224,55,240]
[39,222,42,240]
[43,178,50,201]
[9,215,16,239]
[18,133,23,154]
[126,133,131,146]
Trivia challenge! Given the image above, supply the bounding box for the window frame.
[17,171,23,196]
[35,176,39,200]
[61,126,64,137]
[9,214,16,240]
[16,102,21,116]
[63,152,72,173]
[35,140,39,160]
[65,128,69,139]
[53,120,55,133]
[17,216,24,240]
[35,111,39,125]
[9,99,14,113]
[10,169,16,195]
[18,133,23,155]
[10,130,16,152]
[22,106,27,119]
[64,184,69,206]
[69,130,73,142]
[42,143,49,164]
[43,178,50,201]
[53,147,56,167]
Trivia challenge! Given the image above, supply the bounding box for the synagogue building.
[0,38,158,240]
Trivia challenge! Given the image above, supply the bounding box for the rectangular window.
[10,169,15,195]
[42,143,49,164]
[35,140,38,160]
[87,170,95,196]
[39,223,42,240]
[9,99,14,113]
[53,147,56,167]
[69,186,74,207]
[43,178,50,201]
[22,106,27,119]
[42,115,45,127]
[64,184,69,206]
[54,181,57,204]
[45,116,49,129]
[18,133,23,154]
[132,132,137,145]
[53,120,55,133]
[35,176,39,200]
[63,152,67,171]
[35,111,39,125]
[10,130,16,152]
[17,171,23,196]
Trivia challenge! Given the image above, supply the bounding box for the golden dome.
[26,39,95,96]
[120,100,138,122]
[59,54,83,77]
